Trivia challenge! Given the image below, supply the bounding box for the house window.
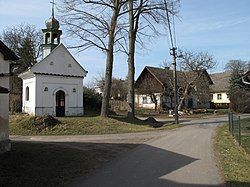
[50,61,54,65]
[44,87,48,91]
[73,88,76,92]
[68,64,72,68]
[26,86,29,101]
[142,96,147,104]
[217,93,222,100]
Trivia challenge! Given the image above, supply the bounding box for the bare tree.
[59,0,128,117]
[1,24,42,71]
[225,60,250,112]
[1,24,42,112]
[95,76,128,100]
[126,0,179,118]
[176,50,215,111]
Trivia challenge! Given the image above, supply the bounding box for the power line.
[164,0,174,49]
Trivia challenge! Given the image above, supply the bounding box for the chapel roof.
[18,43,87,78]
[0,40,19,61]
[210,71,231,93]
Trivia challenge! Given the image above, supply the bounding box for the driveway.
[67,116,229,187]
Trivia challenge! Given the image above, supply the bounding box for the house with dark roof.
[0,40,19,154]
[210,72,230,109]
[135,66,213,110]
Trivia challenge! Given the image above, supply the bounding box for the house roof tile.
[210,72,230,92]
[0,40,19,61]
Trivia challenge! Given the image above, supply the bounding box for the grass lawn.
[9,114,180,136]
[240,118,250,153]
[0,141,137,186]
[214,125,250,186]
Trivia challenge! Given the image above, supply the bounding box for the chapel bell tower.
[41,0,62,59]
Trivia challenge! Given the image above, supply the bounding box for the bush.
[9,94,22,113]
[83,87,102,111]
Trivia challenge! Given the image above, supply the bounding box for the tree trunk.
[178,83,191,111]
[127,0,136,118]
[101,0,120,117]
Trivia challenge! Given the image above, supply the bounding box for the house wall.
[211,92,229,104]
[211,92,230,109]
[22,76,36,115]
[35,75,84,116]
[135,94,161,109]
[0,53,11,153]
[0,53,10,89]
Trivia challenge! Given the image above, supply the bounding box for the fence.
[228,112,241,145]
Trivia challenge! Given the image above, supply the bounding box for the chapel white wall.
[35,75,83,116]
[22,76,36,115]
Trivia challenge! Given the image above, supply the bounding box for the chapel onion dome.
[45,16,60,30]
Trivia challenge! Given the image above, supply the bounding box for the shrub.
[83,87,102,111]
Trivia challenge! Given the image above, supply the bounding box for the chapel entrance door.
[56,90,65,117]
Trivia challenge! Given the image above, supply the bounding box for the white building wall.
[0,54,10,89]
[35,75,83,116]
[22,76,36,115]
[212,92,230,104]
[0,53,11,153]
[0,94,9,140]
[0,53,9,73]
[136,94,161,109]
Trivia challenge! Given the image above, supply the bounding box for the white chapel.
[19,9,87,117]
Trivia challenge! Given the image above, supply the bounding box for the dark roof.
[33,72,85,78]
[0,86,9,93]
[210,72,230,92]
[136,66,213,86]
[0,40,19,61]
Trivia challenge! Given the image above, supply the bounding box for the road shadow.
[0,141,137,186]
[1,140,244,187]
[70,143,225,187]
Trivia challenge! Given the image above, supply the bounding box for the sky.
[0,0,250,86]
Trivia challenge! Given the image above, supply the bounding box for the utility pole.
[170,47,179,124]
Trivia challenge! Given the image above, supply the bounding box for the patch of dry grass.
[9,114,180,136]
[214,125,250,186]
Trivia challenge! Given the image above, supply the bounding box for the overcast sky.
[0,0,249,85]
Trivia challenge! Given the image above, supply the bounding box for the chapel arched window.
[26,86,29,101]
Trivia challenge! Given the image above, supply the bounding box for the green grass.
[0,141,137,186]
[214,125,250,186]
[240,118,250,153]
[9,114,180,136]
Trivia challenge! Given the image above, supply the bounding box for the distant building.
[0,40,19,154]
[135,66,213,110]
[19,7,87,116]
[210,72,230,109]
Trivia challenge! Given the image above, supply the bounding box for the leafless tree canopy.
[1,24,42,70]
[59,0,128,52]
[176,50,215,110]
[178,50,215,71]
